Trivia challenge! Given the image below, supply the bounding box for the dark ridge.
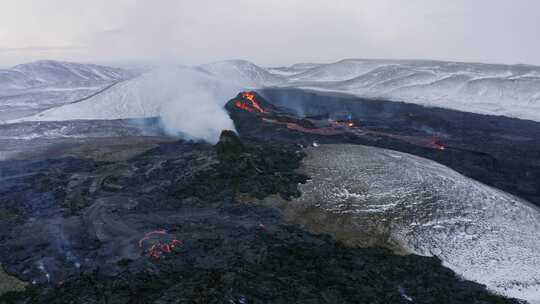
[1,243,521,304]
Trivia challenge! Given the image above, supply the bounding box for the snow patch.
[298,144,540,303]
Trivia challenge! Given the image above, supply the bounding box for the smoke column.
[11,66,239,143]
[154,67,239,143]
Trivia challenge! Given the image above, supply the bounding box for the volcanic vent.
[228,91,278,115]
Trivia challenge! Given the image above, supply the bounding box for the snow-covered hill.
[267,62,324,77]
[10,60,306,142]
[14,66,238,143]
[0,60,131,91]
[292,144,540,303]
[289,59,389,82]
[10,58,540,124]
[0,69,38,91]
[4,59,281,125]
[8,58,540,137]
[275,59,540,122]
[0,60,134,121]
[199,60,284,88]
[15,60,283,121]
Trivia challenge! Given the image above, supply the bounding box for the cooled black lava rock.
[0,135,524,304]
[2,243,522,304]
[214,130,307,200]
[215,130,245,156]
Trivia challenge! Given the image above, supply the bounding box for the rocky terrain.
[0,131,523,304]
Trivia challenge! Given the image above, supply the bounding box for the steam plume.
[12,66,239,143]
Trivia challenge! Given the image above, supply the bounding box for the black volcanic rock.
[215,130,245,157]
[0,133,526,303]
[214,130,308,200]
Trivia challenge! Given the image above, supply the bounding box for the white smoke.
[11,65,240,143]
[153,67,239,143]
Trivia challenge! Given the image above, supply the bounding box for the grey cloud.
[1,0,540,66]
[0,46,84,53]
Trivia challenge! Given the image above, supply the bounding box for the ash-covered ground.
[1,90,538,303]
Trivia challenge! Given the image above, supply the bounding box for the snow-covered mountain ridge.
[0,60,132,91]
[270,58,540,122]
[0,60,135,121]
[6,58,540,123]
[199,59,284,87]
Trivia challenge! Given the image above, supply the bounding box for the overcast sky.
[1,0,540,67]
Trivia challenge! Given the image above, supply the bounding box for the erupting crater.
[228,91,448,152]
[234,92,268,113]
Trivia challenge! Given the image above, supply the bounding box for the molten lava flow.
[139,230,183,260]
[331,120,356,129]
[147,239,183,260]
[234,92,267,113]
[242,92,256,102]
[138,230,167,247]
[433,140,446,151]
[235,100,254,112]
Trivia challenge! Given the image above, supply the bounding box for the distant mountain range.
[0,61,136,121]
[271,59,540,122]
[3,58,540,123]
[0,60,133,91]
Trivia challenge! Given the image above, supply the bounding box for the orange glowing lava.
[433,140,446,151]
[138,230,167,247]
[139,230,183,260]
[242,92,256,102]
[147,239,183,260]
[234,92,267,113]
[235,100,253,112]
